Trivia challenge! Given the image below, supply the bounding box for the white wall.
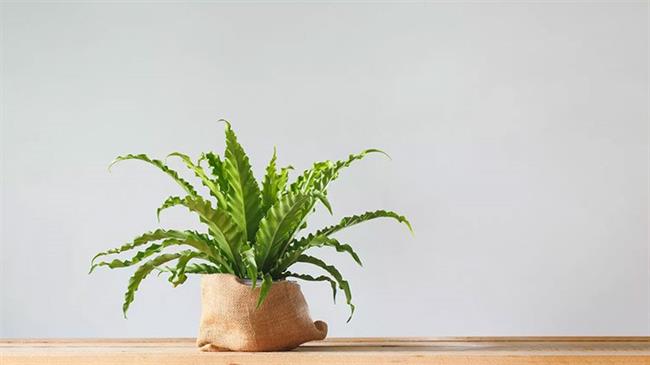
[1,2,648,338]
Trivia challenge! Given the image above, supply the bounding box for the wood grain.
[1,337,649,365]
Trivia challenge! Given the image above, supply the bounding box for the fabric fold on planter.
[197,273,327,352]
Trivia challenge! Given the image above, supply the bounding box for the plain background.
[1,2,648,338]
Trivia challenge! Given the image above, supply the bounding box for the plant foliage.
[91,121,412,321]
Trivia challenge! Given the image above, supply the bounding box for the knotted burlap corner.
[197,274,327,352]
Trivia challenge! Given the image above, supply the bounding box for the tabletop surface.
[2,337,649,365]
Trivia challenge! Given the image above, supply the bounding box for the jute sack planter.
[197,274,328,352]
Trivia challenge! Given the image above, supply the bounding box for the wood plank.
[1,337,649,365]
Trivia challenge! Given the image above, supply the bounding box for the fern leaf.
[325,238,362,266]
[272,235,361,279]
[289,161,330,193]
[91,229,189,264]
[183,231,235,274]
[277,166,291,194]
[256,273,273,308]
[284,272,337,303]
[270,210,409,274]
[254,191,313,271]
[156,195,243,267]
[167,251,202,287]
[156,196,183,222]
[89,238,185,273]
[241,243,258,288]
[301,236,362,266]
[261,148,293,215]
[122,252,188,316]
[158,262,221,278]
[223,123,263,242]
[311,190,333,215]
[201,152,230,198]
[184,263,222,274]
[308,209,413,238]
[290,149,387,193]
[261,148,279,213]
[167,152,227,208]
[109,154,198,197]
[296,255,355,322]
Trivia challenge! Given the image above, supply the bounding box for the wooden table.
[2,337,649,365]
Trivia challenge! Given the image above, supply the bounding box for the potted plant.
[90,121,412,351]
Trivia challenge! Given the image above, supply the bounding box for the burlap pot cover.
[197,274,328,352]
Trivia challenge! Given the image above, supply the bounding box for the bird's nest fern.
[90,121,412,321]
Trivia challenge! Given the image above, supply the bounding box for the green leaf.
[271,210,408,274]
[200,152,230,198]
[290,161,331,193]
[123,252,188,317]
[284,272,337,303]
[109,154,198,197]
[311,190,333,215]
[184,263,222,274]
[183,231,235,274]
[290,149,387,193]
[158,262,221,278]
[90,238,186,273]
[223,123,263,242]
[271,235,322,275]
[326,238,362,266]
[91,228,230,273]
[167,251,202,287]
[309,209,413,237]
[296,255,355,322]
[156,196,182,222]
[284,149,387,221]
[167,152,227,209]
[305,236,362,266]
[276,166,291,195]
[261,148,293,214]
[254,191,313,271]
[91,229,190,265]
[241,243,258,288]
[272,235,361,279]
[256,273,273,308]
[156,195,243,267]
[312,149,388,193]
[261,148,279,213]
